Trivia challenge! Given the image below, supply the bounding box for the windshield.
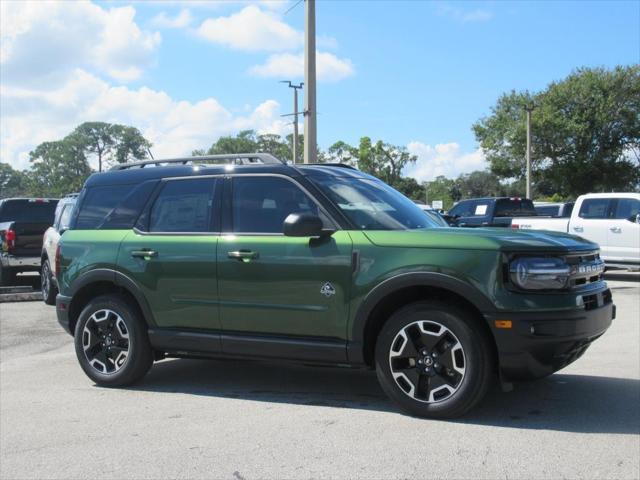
[311,177,439,230]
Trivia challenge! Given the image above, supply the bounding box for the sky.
[1,0,638,181]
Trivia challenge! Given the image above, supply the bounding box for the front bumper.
[487,289,615,381]
[1,253,40,269]
[56,294,73,335]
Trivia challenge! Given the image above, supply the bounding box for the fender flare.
[348,272,496,364]
[68,268,157,327]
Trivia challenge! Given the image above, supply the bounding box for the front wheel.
[41,259,57,305]
[74,294,153,387]
[375,301,494,418]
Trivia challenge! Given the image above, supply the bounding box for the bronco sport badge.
[320,282,336,298]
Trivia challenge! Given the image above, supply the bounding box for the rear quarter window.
[75,182,157,230]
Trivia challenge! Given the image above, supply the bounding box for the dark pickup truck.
[445,197,537,228]
[0,198,58,286]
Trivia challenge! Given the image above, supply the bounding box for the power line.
[284,0,304,15]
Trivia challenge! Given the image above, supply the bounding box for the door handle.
[610,226,622,233]
[131,249,158,259]
[228,250,259,262]
[573,226,584,232]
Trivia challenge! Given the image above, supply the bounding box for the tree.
[473,66,640,197]
[425,176,457,210]
[0,163,28,198]
[28,137,92,197]
[72,122,151,171]
[455,171,504,198]
[204,130,259,156]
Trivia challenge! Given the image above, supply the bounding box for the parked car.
[0,198,59,286]
[55,154,614,418]
[534,201,575,218]
[446,197,537,228]
[512,193,640,270]
[415,204,450,227]
[41,194,78,304]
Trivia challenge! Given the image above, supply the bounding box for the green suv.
[55,154,614,418]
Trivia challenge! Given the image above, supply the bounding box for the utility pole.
[525,104,535,199]
[303,0,317,164]
[280,81,303,164]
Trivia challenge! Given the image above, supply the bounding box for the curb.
[0,292,43,303]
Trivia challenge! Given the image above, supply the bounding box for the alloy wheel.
[388,320,466,403]
[41,262,50,298]
[82,309,130,375]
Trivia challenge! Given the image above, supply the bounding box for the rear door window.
[578,198,612,219]
[612,198,640,220]
[149,178,217,233]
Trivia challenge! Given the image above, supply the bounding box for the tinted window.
[102,181,157,229]
[76,185,135,229]
[0,200,58,223]
[579,198,611,219]
[613,198,640,219]
[310,177,437,230]
[150,178,216,233]
[534,205,560,217]
[495,199,536,217]
[448,201,475,217]
[233,177,320,233]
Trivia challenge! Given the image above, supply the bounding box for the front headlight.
[509,257,571,290]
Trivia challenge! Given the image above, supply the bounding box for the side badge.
[320,282,336,298]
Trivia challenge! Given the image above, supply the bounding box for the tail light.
[4,229,16,250]
[511,224,520,230]
[55,244,61,279]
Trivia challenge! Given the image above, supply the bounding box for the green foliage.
[0,163,28,198]
[28,137,92,197]
[474,66,640,197]
[72,122,151,171]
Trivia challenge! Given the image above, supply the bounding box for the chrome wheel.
[82,309,130,375]
[41,262,51,297]
[388,320,466,403]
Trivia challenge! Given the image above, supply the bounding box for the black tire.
[41,259,57,305]
[0,264,17,287]
[74,294,153,387]
[375,300,494,418]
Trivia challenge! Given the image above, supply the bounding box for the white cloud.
[404,141,487,182]
[196,5,302,51]
[436,4,493,23]
[149,9,193,29]
[249,51,354,82]
[1,70,290,170]
[0,1,161,85]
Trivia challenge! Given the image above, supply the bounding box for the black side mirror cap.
[283,213,334,237]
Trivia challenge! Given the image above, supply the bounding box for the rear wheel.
[74,294,153,387]
[41,259,57,305]
[375,301,494,418]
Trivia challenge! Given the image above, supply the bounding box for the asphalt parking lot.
[1,274,638,480]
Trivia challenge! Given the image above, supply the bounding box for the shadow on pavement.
[605,272,640,283]
[130,357,639,434]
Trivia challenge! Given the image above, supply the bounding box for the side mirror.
[630,213,640,224]
[283,213,333,237]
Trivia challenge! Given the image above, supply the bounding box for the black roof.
[85,154,370,187]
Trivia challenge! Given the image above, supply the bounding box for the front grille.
[565,251,605,288]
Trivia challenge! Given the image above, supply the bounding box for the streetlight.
[280,81,303,164]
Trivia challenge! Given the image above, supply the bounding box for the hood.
[363,227,598,253]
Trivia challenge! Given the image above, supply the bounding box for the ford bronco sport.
[55,154,614,418]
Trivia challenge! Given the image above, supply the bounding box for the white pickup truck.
[512,193,640,270]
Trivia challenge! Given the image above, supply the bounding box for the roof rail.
[110,153,285,171]
[301,162,358,170]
